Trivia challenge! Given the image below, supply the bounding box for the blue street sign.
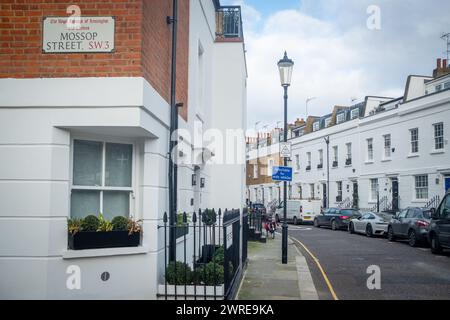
[272,166,293,182]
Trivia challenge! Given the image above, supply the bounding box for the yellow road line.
[290,237,339,301]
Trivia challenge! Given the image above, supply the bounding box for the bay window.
[71,139,133,220]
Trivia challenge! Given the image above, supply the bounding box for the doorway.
[445,176,450,193]
[391,178,399,212]
[352,181,358,209]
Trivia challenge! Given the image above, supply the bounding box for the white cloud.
[237,0,450,128]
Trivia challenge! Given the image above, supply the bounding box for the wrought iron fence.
[158,208,246,300]
[425,195,441,209]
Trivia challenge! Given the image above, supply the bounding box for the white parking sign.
[280,142,292,158]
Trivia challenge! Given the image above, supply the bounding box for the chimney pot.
[437,58,442,68]
[444,59,448,68]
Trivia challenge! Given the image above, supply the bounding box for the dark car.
[428,192,450,254]
[387,207,432,247]
[314,208,361,231]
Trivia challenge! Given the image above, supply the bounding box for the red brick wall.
[141,0,189,120]
[0,0,190,120]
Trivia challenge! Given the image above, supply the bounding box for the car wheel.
[314,219,320,228]
[366,224,373,237]
[430,233,443,254]
[387,226,395,242]
[331,220,337,231]
[408,230,418,247]
[348,222,354,234]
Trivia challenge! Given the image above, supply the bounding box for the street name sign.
[272,166,293,182]
[43,17,115,53]
[280,142,292,158]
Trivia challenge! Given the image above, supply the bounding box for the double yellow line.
[291,237,339,301]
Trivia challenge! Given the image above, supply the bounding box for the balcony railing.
[216,6,243,40]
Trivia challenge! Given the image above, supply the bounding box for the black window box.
[306,166,311,171]
[176,226,189,239]
[332,161,338,168]
[68,231,141,250]
[336,196,342,202]
[317,164,323,169]
[346,159,352,166]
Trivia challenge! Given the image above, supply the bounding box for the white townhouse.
[290,59,450,212]
[0,0,247,299]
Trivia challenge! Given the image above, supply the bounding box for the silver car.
[348,212,391,237]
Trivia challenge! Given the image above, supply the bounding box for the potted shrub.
[67,214,142,250]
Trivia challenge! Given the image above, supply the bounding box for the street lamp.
[277,51,294,265]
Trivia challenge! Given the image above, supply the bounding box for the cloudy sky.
[221,0,450,130]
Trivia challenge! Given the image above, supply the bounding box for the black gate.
[158,208,246,300]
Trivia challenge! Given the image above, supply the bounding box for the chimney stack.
[433,58,450,78]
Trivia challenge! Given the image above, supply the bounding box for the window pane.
[103,191,130,220]
[71,190,100,219]
[73,140,102,186]
[105,143,133,187]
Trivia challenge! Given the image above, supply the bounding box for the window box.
[68,231,141,250]
[176,227,189,239]
[332,161,338,168]
[345,158,352,166]
[306,166,311,172]
[336,196,342,202]
[317,164,323,169]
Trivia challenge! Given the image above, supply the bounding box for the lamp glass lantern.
[277,51,294,87]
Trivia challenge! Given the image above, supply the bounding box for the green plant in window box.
[68,218,83,235]
[81,215,100,232]
[97,213,113,232]
[111,216,129,231]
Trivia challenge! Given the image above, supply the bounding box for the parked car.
[313,208,361,230]
[387,207,432,247]
[274,199,322,225]
[428,191,450,254]
[349,212,390,237]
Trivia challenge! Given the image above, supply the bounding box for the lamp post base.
[282,222,288,264]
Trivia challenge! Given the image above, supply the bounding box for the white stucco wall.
[0,0,247,299]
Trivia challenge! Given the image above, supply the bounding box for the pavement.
[289,224,450,300]
[236,232,318,300]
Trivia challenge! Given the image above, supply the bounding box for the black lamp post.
[277,51,294,264]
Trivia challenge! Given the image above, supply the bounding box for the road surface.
[288,224,450,300]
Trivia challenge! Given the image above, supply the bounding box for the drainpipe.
[168,0,178,262]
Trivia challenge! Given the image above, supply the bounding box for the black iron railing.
[158,208,246,300]
[425,195,441,209]
[216,6,243,39]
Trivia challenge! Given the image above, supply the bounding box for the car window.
[439,195,450,218]
[367,214,375,220]
[327,209,335,215]
[421,210,431,219]
[405,209,415,218]
[398,209,408,219]
[361,213,370,220]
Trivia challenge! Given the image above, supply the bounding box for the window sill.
[345,165,352,168]
[381,158,392,162]
[62,245,149,260]
[430,149,445,155]
[407,153,420,158]
[365,161,374,164]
